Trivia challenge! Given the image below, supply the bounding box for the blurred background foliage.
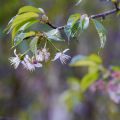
[0,0,120,120]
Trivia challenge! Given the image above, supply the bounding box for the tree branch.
[90,7,120,19]
[46,22,65,30]
[47,22,57,29]
[47,7,120,30]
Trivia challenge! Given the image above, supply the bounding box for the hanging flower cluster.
[9,47,70,71]
[90,71,120,104]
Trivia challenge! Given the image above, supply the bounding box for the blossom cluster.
[90,71,120,104]
[9,48,71,71]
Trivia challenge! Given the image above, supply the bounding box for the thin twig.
[47,22,57,29]
[47,7,120,30]
[46,22,65,30]
[90,7,120,19]
[47,39,60,52]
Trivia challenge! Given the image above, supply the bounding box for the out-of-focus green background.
[0,0,120,120]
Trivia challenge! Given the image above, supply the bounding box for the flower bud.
[42,14,49,23]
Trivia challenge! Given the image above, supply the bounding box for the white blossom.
[22,55,42,71]
[36,46,50,62]
[9,49,21,69]
[52,49,71,64]
[36,50,44,62]
[42,47,50,62]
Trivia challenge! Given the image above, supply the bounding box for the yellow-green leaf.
[45,29,64,41]
[11,12,39,29]
[93,19,107,48]
[18,6,44,14]
[13,31,36,48]
[70,55,97,67]
[64,13,80,39]
[80,72,99,92]
[11,19,39,42]
[30,36,39,54]
[88,54,102,64]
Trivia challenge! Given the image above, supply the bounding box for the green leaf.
[60,90,74,110]
[110,66,120,71]
[5,6,42,35]
[60,89,83,111]
[70,54,102,74]
[80,72,99,92]
[67,14,81,27]
[70,21,81,38]
[70,60,97,67]
[88,54,102,64]
[13,31,36,47]
[68,77,80,91]
[93,19,107,48]
[11,12,39,29]
[30,36,39,54]
[70,55,86,64]
[8,12,39,43]
[18,6,44,14]
[14,33,26,47]
[45,29,64,41]
[4,16,16,33]
[18,20,39,31]
[11,19,39,42]
[64,13,80,40]
[79,14,89,31]
[64,26,71,40]
[70,55,97,67]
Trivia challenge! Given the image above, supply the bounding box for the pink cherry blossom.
[107,80,120,103]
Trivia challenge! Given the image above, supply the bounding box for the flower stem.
[21,49,31,57]
[47,39,60,52]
